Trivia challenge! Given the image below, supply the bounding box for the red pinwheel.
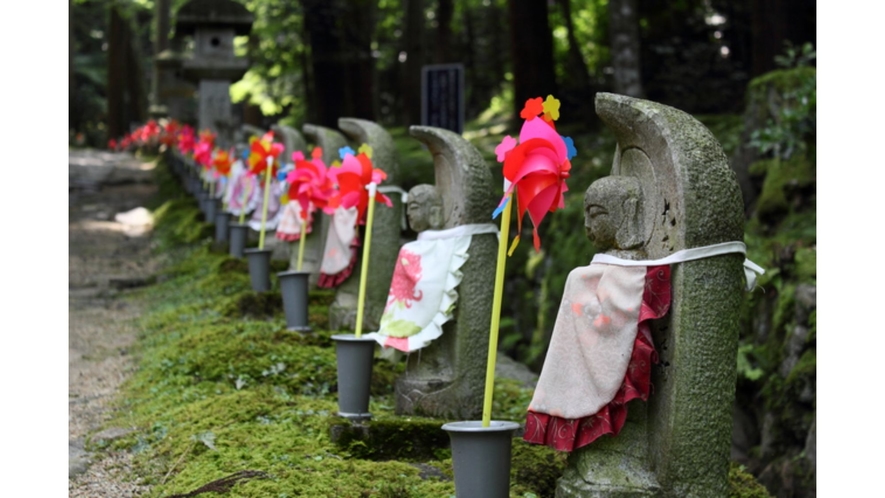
[248,131,284,177]
[160,119,180,146]
[212,149,234,177]
[495,95,576,252]
[328,149,392,224]
[286,150,336,219]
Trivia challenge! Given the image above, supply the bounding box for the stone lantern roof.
[175,0,254,36]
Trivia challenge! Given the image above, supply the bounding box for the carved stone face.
[583,176,643,251]
[407,184,443,232]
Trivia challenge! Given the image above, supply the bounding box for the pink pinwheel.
[328,149,392,224]
[177,125,195,155]
[286,149,337,218]
[193,139,214,168]
[495,95,576,252]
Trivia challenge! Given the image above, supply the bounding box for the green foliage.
[748,47,816,162]
[774,41,816,69]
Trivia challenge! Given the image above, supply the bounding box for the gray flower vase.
[331,334,376,421]
[441,420,521,498]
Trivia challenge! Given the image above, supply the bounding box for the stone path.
[68,149,162,496]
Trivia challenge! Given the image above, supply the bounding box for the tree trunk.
[107,6,127,140]
[150,0,170,111]
[750,0,816,77]
[303,0,348,127]
[507,0,557,121]
[434,0,453,64]
[303,0,376,127]
[609,0,643,98]
[340,0,377,120]
[402,0,425,125]
[556,0,596,124]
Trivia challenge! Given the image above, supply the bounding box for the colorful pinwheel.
[286,148,336,218]
[193,135,214,168]
[212,149,234,177]
[493,95,575,252]
[248,131,285,177]
[328,146,392,224]
[177,125,196,155]
[160,119,181,147]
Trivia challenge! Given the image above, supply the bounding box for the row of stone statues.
[223,93,754,497]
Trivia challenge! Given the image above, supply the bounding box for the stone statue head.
[407,184,444,232]
[584,176,644,252]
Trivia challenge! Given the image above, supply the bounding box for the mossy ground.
[105,132,773,497]
[101,158,567,497]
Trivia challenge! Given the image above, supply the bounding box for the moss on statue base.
[728,463,773,498]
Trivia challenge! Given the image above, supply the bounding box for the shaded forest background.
[69,0,815,145]
[69,1,817,497]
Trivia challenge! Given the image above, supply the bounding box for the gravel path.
[68,149,163,496]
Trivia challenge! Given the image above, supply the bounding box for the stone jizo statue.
[405,184,444,233]
[527,93,761,498]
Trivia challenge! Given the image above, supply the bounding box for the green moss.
[793,247,816,281]
[329,418,451,461]
[219,290,284,319]
[510,441,568,497]
[750,155,815,219]
[728,462,773,498]
[786,349,816,386]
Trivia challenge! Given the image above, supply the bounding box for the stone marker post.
[330,118,404,332]
[175,0,253,148]
[393,126,498,419]
[555,93,745,497]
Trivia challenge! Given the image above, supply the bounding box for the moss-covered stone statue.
[320,119,405,332]
[361,125,498,419]
[525,93,758,497]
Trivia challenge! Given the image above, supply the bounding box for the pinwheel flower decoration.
[177,125,196,155]
[193,131,215,168]
[286,147,337,218]
[329,145,392,224]
[248,131,285,177]
[493,95,576,252]
[212,148,234,178]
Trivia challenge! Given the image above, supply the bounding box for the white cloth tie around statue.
[591,241,765,291]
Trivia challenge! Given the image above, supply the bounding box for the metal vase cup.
[205,198,219,223]
[215,212,232,243]
[244,248,272,292]
[441,420,521,498]
[278,271,312,332]
[229,223,249,258]
[331,334,376,421]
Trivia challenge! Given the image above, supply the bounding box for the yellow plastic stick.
[482,193,513,427]
[258,157,273,249]
[296,213,307,271]
[354,183,378,338]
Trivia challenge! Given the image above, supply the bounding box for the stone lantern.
[175,0,253,146]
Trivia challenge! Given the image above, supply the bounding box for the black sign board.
[421,64,465,134]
